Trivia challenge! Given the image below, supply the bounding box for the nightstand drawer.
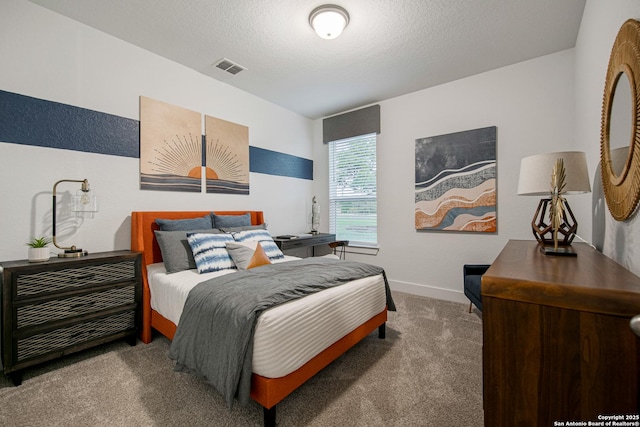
[17,311,135,362]
[17,285,136,328]
[15,260,136,297]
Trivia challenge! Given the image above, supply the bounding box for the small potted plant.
[26,237,51,262]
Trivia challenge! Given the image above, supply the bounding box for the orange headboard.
[130,210,265,343]
[131,210,265,267]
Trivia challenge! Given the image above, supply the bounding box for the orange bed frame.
[130,211,387,426]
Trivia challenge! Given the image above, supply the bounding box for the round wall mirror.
[609,72,632,177]
[600,19,640,220]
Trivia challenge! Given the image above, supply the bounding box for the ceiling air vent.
[214,58,246,75]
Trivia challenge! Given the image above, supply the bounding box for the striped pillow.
[231,229,285,260]
[187,233,236,273]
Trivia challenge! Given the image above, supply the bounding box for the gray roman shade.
[322,104,380,143]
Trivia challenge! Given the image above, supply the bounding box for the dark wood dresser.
[1,250,141,385]
[482,240,640,425]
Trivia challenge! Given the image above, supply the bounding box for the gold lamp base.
[539,245,577,257]
[531,198,578,254]
[58,249,88,258]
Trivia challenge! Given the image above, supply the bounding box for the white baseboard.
[388,279,469,305]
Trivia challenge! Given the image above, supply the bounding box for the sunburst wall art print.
[415,126,497,233]
[205,115,249,195]
[140,96,203,192]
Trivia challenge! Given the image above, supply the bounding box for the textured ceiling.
[29,0,586,119]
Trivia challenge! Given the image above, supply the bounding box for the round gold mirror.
[600,19,640,221]
[609,72,632,177]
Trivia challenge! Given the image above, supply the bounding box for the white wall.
[0,0,314,261]
[314,50,577,302]
[4,0,639,300]
[575,0,640,276]
[312,0,640,301]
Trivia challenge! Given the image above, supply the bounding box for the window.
[328,133,377,246]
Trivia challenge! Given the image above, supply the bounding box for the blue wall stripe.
[250,146,313,180]
[0,90,139,158]
[0,90,313,180]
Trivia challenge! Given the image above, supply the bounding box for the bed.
[130,210,391,426]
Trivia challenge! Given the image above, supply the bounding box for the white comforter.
[147,257,386,378]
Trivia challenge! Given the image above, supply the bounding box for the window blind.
[328,133,377,246]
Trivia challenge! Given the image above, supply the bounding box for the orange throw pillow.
[226,241,273,270]
[246,243,271,269]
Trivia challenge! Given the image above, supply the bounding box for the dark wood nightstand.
[273,233,336,258]
[1,250,142,385]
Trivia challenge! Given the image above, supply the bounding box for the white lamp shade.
[309,5,349,40]
[517,151,591,195]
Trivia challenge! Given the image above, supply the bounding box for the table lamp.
[517,151,591,256]
[52,178,98,257]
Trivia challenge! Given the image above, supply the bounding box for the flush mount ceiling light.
[309,4,350,40]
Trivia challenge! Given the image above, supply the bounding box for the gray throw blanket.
[168,257,396,408]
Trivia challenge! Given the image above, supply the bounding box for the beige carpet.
[0,292,483,426]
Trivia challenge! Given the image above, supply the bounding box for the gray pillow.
[155,214,212,231]
[226,241,272,270]
[219,224,267,233]
[155,228,222,273]
[211,213,252,228]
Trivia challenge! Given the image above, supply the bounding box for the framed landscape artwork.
[415,126,497,233]
[139,96,202,192]
[139,97,250,195]
[205,115,249,195]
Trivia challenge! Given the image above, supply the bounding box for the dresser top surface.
[1,250,140,270]
[483,240,640,315]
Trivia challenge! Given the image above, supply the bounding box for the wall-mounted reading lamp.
[52,179,98,257]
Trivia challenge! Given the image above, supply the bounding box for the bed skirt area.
[148,308,386,410]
